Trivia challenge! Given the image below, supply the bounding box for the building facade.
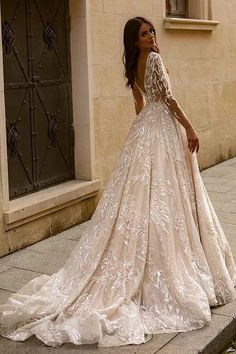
[0,0,235,256]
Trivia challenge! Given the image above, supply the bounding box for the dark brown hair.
[122,17,158,89]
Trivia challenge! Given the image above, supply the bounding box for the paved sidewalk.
[0,157,236,354]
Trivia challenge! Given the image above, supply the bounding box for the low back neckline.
[134,80,146,95]
[134,51,152,95]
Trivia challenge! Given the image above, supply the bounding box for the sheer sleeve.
[148,52,191,126]
[148,52,175,107]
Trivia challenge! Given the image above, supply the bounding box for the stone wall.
[91,0,236,191]
[0,0,236,256]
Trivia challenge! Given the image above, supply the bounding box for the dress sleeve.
[149,52,175,107]
[148,52,190,125]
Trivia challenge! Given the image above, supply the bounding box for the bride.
[0,16,236,348]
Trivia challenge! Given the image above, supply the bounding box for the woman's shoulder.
[150,50,162,58]
[148,51,162,62]
[150,50,159,55]
[148,51,162,67]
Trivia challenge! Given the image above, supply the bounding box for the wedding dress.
[0,51,236,348]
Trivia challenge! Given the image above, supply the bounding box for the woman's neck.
[138,48,152,59]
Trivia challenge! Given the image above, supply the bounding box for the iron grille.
[1,0,75,199]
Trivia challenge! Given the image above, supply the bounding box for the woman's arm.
[165,96,192,130]
[165,97,200,153]
[151,52,199,153]
[132,84,145,115]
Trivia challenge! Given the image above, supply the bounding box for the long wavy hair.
[122,17,159,89]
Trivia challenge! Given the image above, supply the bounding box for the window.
[166,0,187,18]
[164,0,219,31]
[166,0,212,21]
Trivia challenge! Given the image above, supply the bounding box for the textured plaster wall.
[1,0,236,256]
[91,0,236,191]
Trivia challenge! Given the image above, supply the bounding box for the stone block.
[94,96,134,188]
[0,288,14,305]
[227,180,236,188]
[7,215,52,254]
[100,63,127,98]
[0,267,43,292]
[0,231,9,258]
[202,165,236,178]
[198,145,220,171]
[0,335,42,354]
[207,192,235,203]
[158,313,235,354]
[202,176,231,184]
[227,186,236,195]
[157,344,198,354]
[221,222,236,241]
[91,13,122,65]
[216,211,236,225]
[56,222,90,241]
[222,201,236,213]
[50,204,82,236]
[102,0,154,16]
[201,183,232,193]
[80,198,97,222]
[173,58,224,87]
[92,65,102,99]
[0,248,67,276]
[102,0,127,14]
[27,237,78,254]
[90,0,103,13]
[211,299,236,318]
[183,84,211,131]
[229,25,236,56]
[0,264,12,274]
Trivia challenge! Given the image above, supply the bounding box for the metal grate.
[1,0,75,199]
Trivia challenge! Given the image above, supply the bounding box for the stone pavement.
[0,157,236,354]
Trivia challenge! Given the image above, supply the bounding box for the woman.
[0,16,236,348]
[127,17,199,152]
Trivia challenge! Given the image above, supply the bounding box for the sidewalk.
[0,157,236,354]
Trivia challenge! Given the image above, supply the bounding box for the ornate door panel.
[1,0,74,199]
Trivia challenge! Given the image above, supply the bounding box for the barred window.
[166,0,188,18]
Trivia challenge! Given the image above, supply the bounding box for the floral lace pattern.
[0,51,236,348]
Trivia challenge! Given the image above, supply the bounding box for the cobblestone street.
[0,157,236,354]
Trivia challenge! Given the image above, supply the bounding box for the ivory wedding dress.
[0,51,236,348]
